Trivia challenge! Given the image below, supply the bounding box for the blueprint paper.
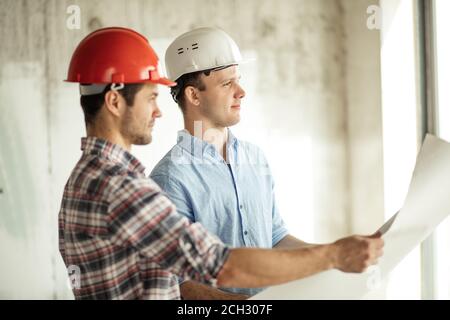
[251,134,450,300]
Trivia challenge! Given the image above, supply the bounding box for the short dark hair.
[171,65,236,113]
[171,70,212,113]
[80,83,145,125]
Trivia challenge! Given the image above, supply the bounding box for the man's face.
[121,83,161,145]
[197,65,245,128]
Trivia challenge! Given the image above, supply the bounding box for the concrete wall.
[0,0,384,298]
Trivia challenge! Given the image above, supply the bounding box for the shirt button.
[239,204,243,210]
[244,231,248,235]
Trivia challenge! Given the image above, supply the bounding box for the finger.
[373,238,384,249]
[372,249,383,259]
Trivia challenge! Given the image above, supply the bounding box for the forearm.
[217,244,335,288]
[180,281,249,300]
[274,234,314,249]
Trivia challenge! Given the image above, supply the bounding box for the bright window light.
[434,0,450,300]
[380,0,421,299]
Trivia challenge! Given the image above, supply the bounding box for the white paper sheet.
[251,134,450,300]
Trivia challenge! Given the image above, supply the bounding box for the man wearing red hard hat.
[59,27,383,300]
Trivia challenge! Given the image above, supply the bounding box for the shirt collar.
[227,129,239,148]
[176,129,239,158]
[81,137,146,174]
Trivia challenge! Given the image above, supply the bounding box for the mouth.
[231,105,241,110]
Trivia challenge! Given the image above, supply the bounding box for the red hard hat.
[65,27,176,86]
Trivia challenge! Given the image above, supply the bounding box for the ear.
[184,86,201,107]
[104,90,124,117]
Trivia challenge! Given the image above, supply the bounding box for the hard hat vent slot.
[192,43,199,50]
[177,48,184,54]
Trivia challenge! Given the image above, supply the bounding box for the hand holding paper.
[331,234,384,273]
[251,134,450,299]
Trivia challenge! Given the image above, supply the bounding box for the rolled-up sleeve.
[271,195,289,247]
[177,222,230,285]
[108,177,229,286]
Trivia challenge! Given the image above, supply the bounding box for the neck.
[86,124,131,152]
[184,114,228,160]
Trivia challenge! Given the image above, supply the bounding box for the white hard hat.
[165,27,247,82]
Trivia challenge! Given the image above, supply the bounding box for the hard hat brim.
[152,77,177,87]
[65,27,175,87]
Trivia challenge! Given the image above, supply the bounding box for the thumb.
[367,231,382,239]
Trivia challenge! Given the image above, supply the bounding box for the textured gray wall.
[0,0,384,298]
[343,0,384,234]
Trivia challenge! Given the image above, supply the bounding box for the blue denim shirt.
[150,129,289,296]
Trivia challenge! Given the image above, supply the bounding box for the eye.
[223,81,232,87]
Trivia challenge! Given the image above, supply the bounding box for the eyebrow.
[220,75,241,84]
[148,91,159,97]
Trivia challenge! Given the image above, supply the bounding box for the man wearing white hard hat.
[150,27,384,299]
[60,27,383,300]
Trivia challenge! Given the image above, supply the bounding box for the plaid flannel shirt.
[58,137,230,299]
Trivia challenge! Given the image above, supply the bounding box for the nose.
[234,83,246,100]
[153,103,162,118]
